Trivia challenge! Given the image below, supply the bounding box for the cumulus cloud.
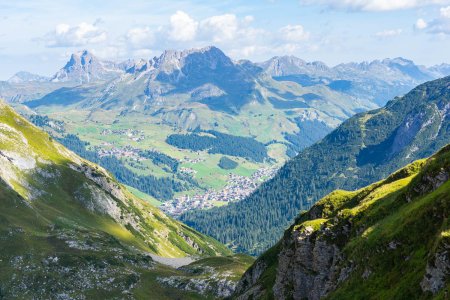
[280,25,310,42]
[375,28,402,38]
[415,7,450,35]
[117,11,311,60]
[300,0,450,11]
[441,6,450,17]
[43,22,107,47]
[415,18,428,30]
[168,10,198,41]
[200,14,239,42]
[126,27,155,48]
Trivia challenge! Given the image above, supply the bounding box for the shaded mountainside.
[234,145,450,299]
[180,76,450,255]
[0,101,254,298]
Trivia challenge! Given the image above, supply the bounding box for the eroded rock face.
[273,226,348,300]
[421,245,450,294]
[235,260,267,295]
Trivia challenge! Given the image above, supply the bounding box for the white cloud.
[415,7,450,35]
[43,22,107,47]
[415,18,428,30]
[168,10,198,41]
[91,46,127,60]
[200,14,239,42]
[75,11,312,62]
[375,28,403,38]
[441,6,450,17]
[126,27,155,48]
[300,0,450,11]
[280,25,310,42]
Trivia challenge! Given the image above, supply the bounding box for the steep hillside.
[0,100,255,298]
[181,76,450,255]
[234,145,450,299]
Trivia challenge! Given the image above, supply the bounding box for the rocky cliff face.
[234,145,450,299]
[51,50,123,84]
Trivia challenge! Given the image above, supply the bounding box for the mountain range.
[2,47,448,147]
[5,47,450,110]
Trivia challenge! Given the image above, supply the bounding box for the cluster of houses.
[96,145,143,160]
[100,128,145,142]
[161,166,279,216]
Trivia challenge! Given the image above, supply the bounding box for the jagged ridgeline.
[0,101,255,298]
[181,76,450,255]
[234,145,450,299]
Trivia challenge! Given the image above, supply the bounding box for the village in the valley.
[160,166,278,216]
[96,129,279,216]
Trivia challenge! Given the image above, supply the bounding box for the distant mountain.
[234,145,450,299]
[258,55,331,77]
[51,50,124,84]
[0,100,257,298]
[429,63,450,78]
[180,76,450,255]
[7,71,49,83]
[260,56,450,107]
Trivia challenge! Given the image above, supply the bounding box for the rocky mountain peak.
[153,46,233,74]
[51,50,123,84]
[260,55,331,77]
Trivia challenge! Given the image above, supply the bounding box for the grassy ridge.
[235,145,450,299]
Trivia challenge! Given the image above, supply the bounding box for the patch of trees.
[28,115,64,133]
[218,156,238,170]
[166,130,268,163]
[140,150,179,172]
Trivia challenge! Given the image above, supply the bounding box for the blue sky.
[1,0,450,79]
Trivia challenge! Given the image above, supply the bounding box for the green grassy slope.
[234,145,450,299]
[0,101,255,298]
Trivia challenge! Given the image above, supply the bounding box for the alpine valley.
[1,45,450,300]
[2,46,450,219]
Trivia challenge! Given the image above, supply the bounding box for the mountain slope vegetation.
[0,100,254,298]
[181,76,450,255]
[234,145,450,299]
